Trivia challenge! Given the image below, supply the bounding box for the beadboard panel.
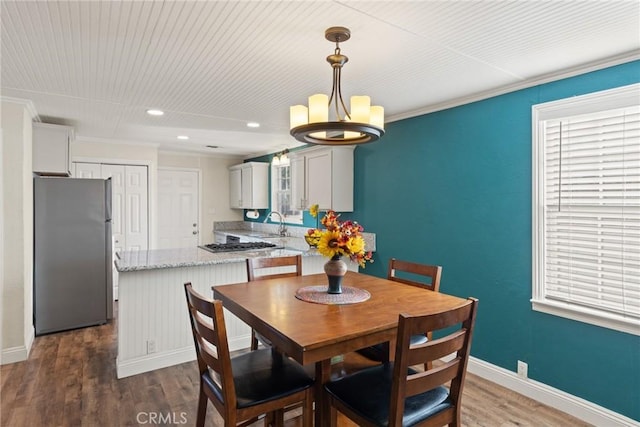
[116,255,355,378]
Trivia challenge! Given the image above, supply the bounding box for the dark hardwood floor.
[1,313,591,426]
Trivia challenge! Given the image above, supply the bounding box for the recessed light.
[247,122,260,128]
[146,109,164,116]
[177,135,189,140]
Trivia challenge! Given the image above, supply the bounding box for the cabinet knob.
[193,223,197,227]
[192,231,198,235]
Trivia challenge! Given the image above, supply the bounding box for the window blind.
[543,106,640,318]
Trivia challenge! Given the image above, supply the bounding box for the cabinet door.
[290,155,306,210]
[229,168,242,208]
[33,123,71,175]
[240,166,253,209]
[306,150,332,210]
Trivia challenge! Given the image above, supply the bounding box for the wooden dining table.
[213,270,469,426]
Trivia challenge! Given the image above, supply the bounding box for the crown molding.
[387,51,640,124]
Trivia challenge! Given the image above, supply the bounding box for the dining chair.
[184,282,314,427]
[325,297,478,427]
[246,254,302,351]
[358,258,443,366]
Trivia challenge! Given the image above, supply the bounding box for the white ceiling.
[2,1,639,157]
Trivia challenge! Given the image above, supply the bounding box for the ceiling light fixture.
[272,149,290,166]
[146,109,164,116]
[290,26,384,146]
[247,122,260,128]
[177,135,189,140]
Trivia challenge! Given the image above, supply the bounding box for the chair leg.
[250,329,258,350]
[273,409,284,427]
[302,389,313,427]
[424,360,433,371]
[196,384,208,427]
[329,401,339,427]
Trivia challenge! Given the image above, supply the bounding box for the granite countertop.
[115,246,319,272]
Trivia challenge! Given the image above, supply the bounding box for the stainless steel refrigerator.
[34,177,113,335]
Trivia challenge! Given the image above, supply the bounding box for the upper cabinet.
[32,123,73,176]
[229,162,269,209]
[290,146,355,212]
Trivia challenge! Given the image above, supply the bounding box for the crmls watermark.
[136,412,188,425]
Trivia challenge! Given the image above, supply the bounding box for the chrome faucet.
[264,211,287,236]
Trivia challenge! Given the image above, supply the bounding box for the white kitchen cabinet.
[228,162,269,209]
[290,146,355,212]
[33,123,73,175]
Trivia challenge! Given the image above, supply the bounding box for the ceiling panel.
[1,0,638,155]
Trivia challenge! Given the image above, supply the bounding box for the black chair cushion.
[203,348,313,409]
[358,335,428,362]
[324,363,452,427]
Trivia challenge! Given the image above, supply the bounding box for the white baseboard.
[467,356,639,427]
[116,335,250,379]
[117,347,196,379]
[1,347,28,365]
[1,327,35,365]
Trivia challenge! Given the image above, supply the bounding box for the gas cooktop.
[199,242,278,253]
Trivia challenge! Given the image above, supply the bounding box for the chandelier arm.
[333,67,343,121]
[336,68,351,121]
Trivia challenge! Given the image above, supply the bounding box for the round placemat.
[295,285,371,305]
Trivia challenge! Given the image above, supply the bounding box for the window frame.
[531,83,640,336]
[270,162,302,224]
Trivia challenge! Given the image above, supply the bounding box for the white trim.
[1,345,28,365]
[531,83,640,335]
[117,347,196,379]
[388,51,640,123]
[467,357,639,427]
[532,299,640,336]
[1,327,34,365]
[0,96,39,120]
[116,335,248,379]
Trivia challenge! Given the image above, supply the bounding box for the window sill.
[531,298,640,336]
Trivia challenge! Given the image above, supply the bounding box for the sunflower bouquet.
[315,210,373,268]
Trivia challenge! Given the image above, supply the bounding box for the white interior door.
[100,164,126,253]
[158,169,199,248]
[123,165,149,251]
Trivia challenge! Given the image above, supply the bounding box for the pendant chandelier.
[290,27,384,145]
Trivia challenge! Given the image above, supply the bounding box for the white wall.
[1,99,35,363]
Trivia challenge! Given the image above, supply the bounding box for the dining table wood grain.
[212,270,469,425]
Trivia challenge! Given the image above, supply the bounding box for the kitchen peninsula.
[113,229,375,379]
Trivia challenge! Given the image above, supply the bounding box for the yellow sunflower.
[317,230,343,258]
[346,235,365,255]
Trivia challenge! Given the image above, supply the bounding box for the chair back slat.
[247,255,302,281]
[387,258,442,292]
[405,330,466,366]
[405,358,460,397]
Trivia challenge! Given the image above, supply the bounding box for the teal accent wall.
[349,60,640,420]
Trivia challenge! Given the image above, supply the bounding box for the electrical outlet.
[517,360,528,379]
[147,340,157,354]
